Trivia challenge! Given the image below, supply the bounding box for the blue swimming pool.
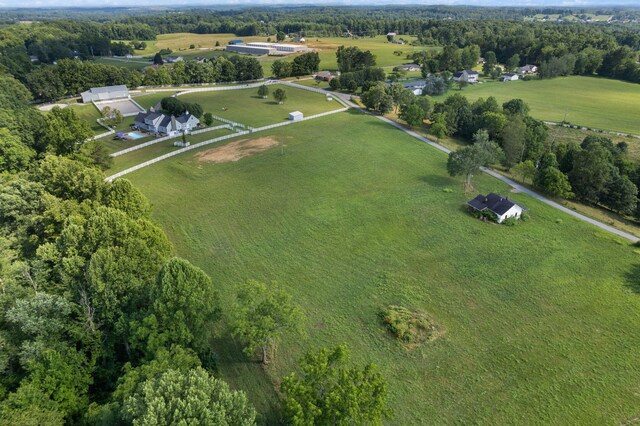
[127,132,145,140]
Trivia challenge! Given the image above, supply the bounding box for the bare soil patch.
[195,137,279,164]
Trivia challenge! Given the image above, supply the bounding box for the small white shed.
[289,111,303,121]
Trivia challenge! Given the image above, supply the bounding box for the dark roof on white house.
[176,113,193,123]
[467,193,526,216]
[404,80,426,89]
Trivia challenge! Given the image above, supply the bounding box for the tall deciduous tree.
[122,367,256,426]
[511,160,536,184]
[134,258,220,356]
[535,152,573,198]
[281,345,391,426]
[257,85,269,99]
[232,280,303,364]
[43,107,91,155]
[0,129,35,173]
[446,130,502,191]
[500,118,527,167]
[361,83,394,114]
[273,88,287,104]
[271,60,293,78]
[569,142,613,204]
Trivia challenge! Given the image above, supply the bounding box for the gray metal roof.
[88,85,128,94]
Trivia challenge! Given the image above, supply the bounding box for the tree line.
[26,55,264,101]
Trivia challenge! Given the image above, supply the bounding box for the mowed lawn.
[125,111,640,424]
[438,76,640,134]
[177,85,342,127]
[70,104,106,135]
[132,91,180,110]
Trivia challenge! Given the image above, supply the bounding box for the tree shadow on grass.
[419,174,459,188]
[624,263,640,294]
[209,335,282,425]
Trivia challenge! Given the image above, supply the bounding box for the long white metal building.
[225,44,275,55]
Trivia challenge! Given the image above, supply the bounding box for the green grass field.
[307,35,436,70]
[177,85,342,127]
[437,76,640,134]
[112,33,435,76]
[107,127,233,174]
[122,110,640,424]
[132,92,180,110]
[70,104,107,135]
[93,57,150,70]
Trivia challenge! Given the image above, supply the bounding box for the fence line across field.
[110,124,233,157]
[105,106,349,182]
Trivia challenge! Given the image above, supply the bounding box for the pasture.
[177,85,342,127]
[106,127,233,174]
[437,76,640,134]
[307,35,436,70]
[123,111,640,424]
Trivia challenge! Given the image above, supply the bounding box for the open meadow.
[437,76,640,134]
[122,110,640,424]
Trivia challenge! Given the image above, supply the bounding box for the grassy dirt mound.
[380,305,443,348]
[194,137,279,164]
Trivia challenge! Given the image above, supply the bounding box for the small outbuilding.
[501,73,519,82]
[467,193,526,223]
[288,111,303,121]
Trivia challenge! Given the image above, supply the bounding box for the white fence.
[207,115,246,128]
[191,124,232,135]
[279,81,351,108]
[88,129,115,141]
[110,124,232,157]
[133,79,267,91]
[106,131,251,181]
[105,106,349,181]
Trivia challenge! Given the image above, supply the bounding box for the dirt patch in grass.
[195,137,279,163]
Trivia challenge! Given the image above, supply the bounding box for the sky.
[2,0,639,8]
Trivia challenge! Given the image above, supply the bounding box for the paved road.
[283,81,640,243]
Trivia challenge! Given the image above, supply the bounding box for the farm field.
[116,33,433,76]
[547,125,640,160]
[307,35,435,70]
[124,111,640,424]
[436,76,640,134]
[177,85,342,127]
[93,57,150,70]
